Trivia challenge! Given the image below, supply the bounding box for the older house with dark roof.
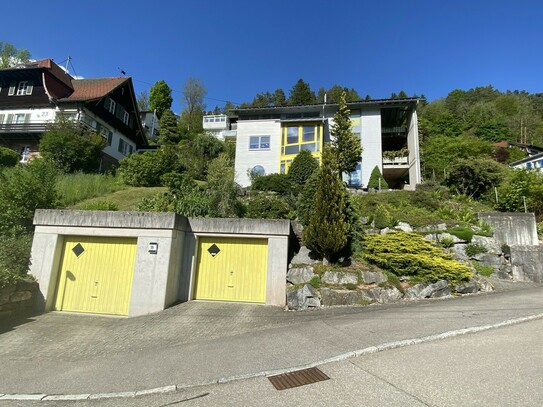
[0,59,147,168]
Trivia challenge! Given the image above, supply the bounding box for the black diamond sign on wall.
[208,244,220,257]
[72,243,85,257]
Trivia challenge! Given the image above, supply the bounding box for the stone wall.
[510,246,543,283]
[478,212,539,246]
[0,279,38,319]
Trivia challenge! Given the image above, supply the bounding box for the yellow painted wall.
[194,236,268,303]
[54,236,136,316]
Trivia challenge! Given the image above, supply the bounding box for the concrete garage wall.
[30,211,292,317]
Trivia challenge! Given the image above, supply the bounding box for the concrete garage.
[30,210,291,317]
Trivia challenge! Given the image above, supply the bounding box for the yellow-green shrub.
[362,232,472,283]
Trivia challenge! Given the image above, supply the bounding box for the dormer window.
[8,81,33,96]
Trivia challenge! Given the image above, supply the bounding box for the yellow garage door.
[54,236,137,316]
[194,237,268,303]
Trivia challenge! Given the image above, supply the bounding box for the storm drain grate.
[268,367,330,390]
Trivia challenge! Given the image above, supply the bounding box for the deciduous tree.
[0,42,30,68]
[149,80,173,118]
[181,77,206,134]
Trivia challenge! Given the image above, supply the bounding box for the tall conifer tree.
[331,92,363,176]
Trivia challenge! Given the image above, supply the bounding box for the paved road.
[0,279,542,404]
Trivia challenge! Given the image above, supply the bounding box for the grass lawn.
[71,187,167,211]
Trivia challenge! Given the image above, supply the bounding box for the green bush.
[373,204,395,229]
[362,232,472,283]
[447,226,475,242]
[309,275,321,289]
[118,149,180,187]
[0,232,33,288]
[78,200,119,211]
[288,150,319,186]
[251,173,294,195]
[296,169,319,226]
[0,147,20,168]
[367,166,388,189]
[465,243,487,257]
[0,159,59,233]
[56,172,125,206]
[245,194,292,219]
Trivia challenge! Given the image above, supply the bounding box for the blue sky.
[2,0,542,113]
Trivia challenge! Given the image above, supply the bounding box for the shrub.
[118,149,179,187]
[0,147,20,168]
[362,232,472,283]
[465,243,487,257]
[39,119,106,173]
[251,173,294,195]
[367,166,388,189]
[373,204,395,229]
[473,263,494,277]
[245,194,292,219]
[205,153,244,218]
[288,150,319,186]
[296,169,319,226]
[309,275,321,289]
[78,200,119,211]
[0,159,59,233]
[444,158,503,199]
[0,231,33,288]
[447,226,475,242]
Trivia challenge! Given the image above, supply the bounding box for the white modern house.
[0,59,147,168]
[510,152,543,172]
[232,98,422,189]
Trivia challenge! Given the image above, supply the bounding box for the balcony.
[0,122,47,133]
[382,148,409,167]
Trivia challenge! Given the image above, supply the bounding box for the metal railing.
[0,123,47,133]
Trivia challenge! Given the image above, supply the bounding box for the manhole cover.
[268,367,330,390]
[72,243,85,257]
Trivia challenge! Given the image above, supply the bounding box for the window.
[123,111,130,125]
[252,165,265,177]
[106,98,116,114]
[286,127,298,144]
[8,81,33,96]
[280,122,323,173]
[249,135,270,150]
[118,138,128,155]
[14,114,26,124]
[302,126,315,142]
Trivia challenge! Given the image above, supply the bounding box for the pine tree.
[303,146,349,264]
[158,110,180,145]
[367,165,389,189]
[287,79,316,105]
[331,91,363,175]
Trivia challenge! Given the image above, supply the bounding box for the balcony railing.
[0,123,47,133]
[383,156,409,166]
[382,126,407,136]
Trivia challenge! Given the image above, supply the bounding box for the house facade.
[232,98,422,189]
[0,59,147,168]
[510,152,543,172]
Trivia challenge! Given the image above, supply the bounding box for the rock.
[406,280,452,299]
[364,287,403,303]
[455,281,479,294]
[380,227,391,235]
[290,220,304,242]
[290,246,320,265]
[473,275,493,292]
[361,271,388,284]
[322,271,358,285]
[418,223,447,233]
[321,288,370,306]
[470,236,501,254]
[286,266,315,284]
[424,233,438,242]
[476,253,502,268]
[439,233,463,244]
[395,222,413,232]
[492,270,513,280]
[405,283,429,299]
[16,279,38,292]
[451,244,469,260]
[10,291,32,303]
[437,223,447,231]
[287,284,321,310]
[420,280,451,298]
[0,290,11,306]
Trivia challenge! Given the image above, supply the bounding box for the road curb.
[2,312,542,402]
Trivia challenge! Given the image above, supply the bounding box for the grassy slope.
[71,187,167,211]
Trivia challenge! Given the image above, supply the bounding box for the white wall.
[360,109,382,187]
[234,120,281,187]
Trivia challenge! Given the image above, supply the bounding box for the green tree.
[367,166,388,189]
[296,169,319,226]
[39,119,106,173]
[0,42,30,68]
[149,80,173,118]
[181,77,206,135]
[288,150,319,186]
[205,153,243,217]
[303,146,349,264]
[158,109,180,144]
[118,149,179,186]
[180,133,225,179]
[444,158,503,198]
[0,147,20,168]
[287,79,316,105]
[272,89,286,106]
[0,158,58,233]
[330,92,362,175]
